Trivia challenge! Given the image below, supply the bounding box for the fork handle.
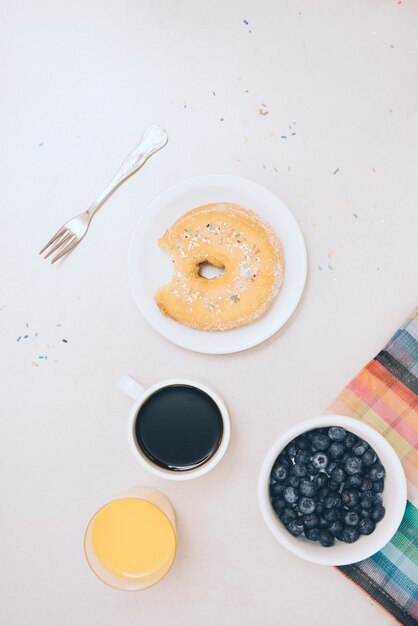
[87,125,168,217]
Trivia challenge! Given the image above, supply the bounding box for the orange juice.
[85,491,176,590]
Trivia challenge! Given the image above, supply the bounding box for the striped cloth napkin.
[327,309,418,626]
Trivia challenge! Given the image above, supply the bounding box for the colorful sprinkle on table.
[353,213,359,218]
[333,168,340,175]
[243,19,249,25]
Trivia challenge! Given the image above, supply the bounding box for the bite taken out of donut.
[154,203,284,331]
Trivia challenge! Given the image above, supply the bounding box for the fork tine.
[51,236,79,264]
[44,231,72,259]
[39,227,67,255]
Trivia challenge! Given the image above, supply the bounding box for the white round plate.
[128,175,307,354]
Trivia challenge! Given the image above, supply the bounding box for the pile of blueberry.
[269,426,386,547]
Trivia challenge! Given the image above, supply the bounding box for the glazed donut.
[155,203,284,331]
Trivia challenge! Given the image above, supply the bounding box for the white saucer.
[128,175,307,354]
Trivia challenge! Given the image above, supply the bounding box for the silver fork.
[39,125,168,264]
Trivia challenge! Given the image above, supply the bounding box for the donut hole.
[198,262,225,280]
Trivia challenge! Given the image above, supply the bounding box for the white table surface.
[1,1,417,625]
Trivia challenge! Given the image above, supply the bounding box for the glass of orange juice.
[84,486,176,590]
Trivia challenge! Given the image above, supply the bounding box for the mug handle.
[118,374,145,401]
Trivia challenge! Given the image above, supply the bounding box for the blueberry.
[298,497,316,515]
[279,507,297,525]
[373,480,385,494]
[286,476,300,488]
[331,466,346,483]
[362,448,377,466]
[291,463,308,478]
[306,462,320,475]
[303,513,319,529]
[295,450,310,464]
[296,436,309,450]
[328,426,346,441]
[286,442,298,459]
[340,450,351,463]
[344,511,360,527]
[272,498,287,514]
[344,433,356,448]
[270,482,285,498]
[346,475,362,488]
[341,488,359,509]
[344,456,363,475]
[359,518,376,535]
[316,502,324,515]
[340,527,360,543]
[359,491,374,509]
[327,461,338,475]
[352,440,369,456]
[324,493,341,510]
[271,462,289,482]
[329,442,345,459]
[371,505,385,522]
[373,494,383,506]
[312,433,330,451]
[360,479,373,492]
[318,487,330,502]
[284,486,299,504]
[369,463,385,481]
[319,530,335,547]
[314,473,328,489]
[328,479,341,491]
[319,516,329,529]
[306,528,320,541]
[329,520,344,536]
[299,479,317,498]
[286,519,304,536]
[324,508,341,523]
[312,452,329,470]
[360,509,371,518]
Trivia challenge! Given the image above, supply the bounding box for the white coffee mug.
[119,375,231,481]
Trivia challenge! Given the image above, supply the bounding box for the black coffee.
[135,385,224,471]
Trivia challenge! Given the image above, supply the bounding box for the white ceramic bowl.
[258,415,407,566]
